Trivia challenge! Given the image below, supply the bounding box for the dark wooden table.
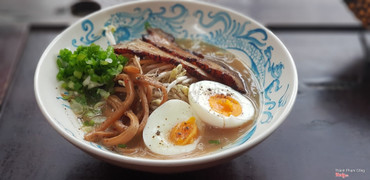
[1,0,370,179]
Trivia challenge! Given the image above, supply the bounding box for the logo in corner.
[335,172,349,179]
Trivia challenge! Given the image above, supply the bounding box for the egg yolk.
[208,94,242,117]
[169,117,198,145]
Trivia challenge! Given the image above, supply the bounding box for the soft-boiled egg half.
[143,99,204,156]
[143,81,256,155]
[188,80,255,128]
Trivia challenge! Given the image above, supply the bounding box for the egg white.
[188,80,255,128]
[142,99,203,156]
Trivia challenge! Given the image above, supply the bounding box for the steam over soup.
[56,28,261,159]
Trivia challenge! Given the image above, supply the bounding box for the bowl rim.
[34,0,298,167]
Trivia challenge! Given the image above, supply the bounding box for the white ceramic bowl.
[34,0,298,173]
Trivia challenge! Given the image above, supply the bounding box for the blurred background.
[1,0,370,179]
[0,0,362,25]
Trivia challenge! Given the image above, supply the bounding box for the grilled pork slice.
[113,39,214,81]
[143,28,246,93]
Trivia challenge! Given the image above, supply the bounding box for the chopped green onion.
[144,21,151,30]
[118,144,127,148]
[56,44,128,104]
[83,120,95,126]
[73,70,83,79]
[97,88,110,99]
[208,140,220,145]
